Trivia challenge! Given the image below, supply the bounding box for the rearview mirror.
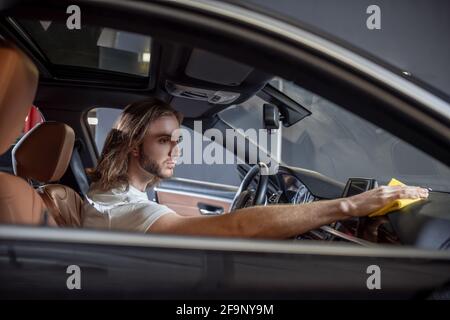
[263,103,280,130]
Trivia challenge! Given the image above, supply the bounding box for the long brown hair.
[89,98,182,191]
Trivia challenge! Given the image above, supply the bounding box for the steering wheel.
[230,163,269,212]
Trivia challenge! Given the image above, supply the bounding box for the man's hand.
[341,185,429,217]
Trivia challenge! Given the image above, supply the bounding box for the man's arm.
[148,185,428,239]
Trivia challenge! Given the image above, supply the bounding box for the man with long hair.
[82,98,429,238]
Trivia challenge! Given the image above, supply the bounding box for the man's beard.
[138,147,166,179]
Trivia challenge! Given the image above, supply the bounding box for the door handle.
[198,203,224,215]
[199,208,223,215]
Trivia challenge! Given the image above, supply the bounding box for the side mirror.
[263,103,280,130]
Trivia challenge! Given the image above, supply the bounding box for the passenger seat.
[12,122,84,227]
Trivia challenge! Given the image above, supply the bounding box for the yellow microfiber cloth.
[368,178,424,217]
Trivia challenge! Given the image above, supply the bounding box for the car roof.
[224,0,450,104]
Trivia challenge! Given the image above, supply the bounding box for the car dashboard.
[263,166,450,250]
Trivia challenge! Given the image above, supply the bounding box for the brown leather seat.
[0,40,48,225]
[13,122,84,227]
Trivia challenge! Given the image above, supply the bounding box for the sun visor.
[185,49,253,86]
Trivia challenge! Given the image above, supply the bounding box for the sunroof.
[17,19,151,77]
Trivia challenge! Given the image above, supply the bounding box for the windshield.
[219,78,450,192]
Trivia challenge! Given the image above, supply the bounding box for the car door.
[156,178,237,216]
[1,226,450,299]
[1,0,449,301]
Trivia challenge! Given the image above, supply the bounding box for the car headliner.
[0,17,273,119]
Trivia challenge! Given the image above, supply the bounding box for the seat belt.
[70,140,90,196]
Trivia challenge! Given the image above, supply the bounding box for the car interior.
[0,8,449,253]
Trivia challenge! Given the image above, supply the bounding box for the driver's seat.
[12,121,84,227]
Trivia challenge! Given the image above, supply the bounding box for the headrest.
[13,122,75,183]
[0,41,39,155]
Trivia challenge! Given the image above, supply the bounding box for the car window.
[219,79,450,192]
[86,107,240,186]
[86,107,122,154]
[174,126,240,186]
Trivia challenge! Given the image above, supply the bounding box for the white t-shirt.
[82,184,174,232]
